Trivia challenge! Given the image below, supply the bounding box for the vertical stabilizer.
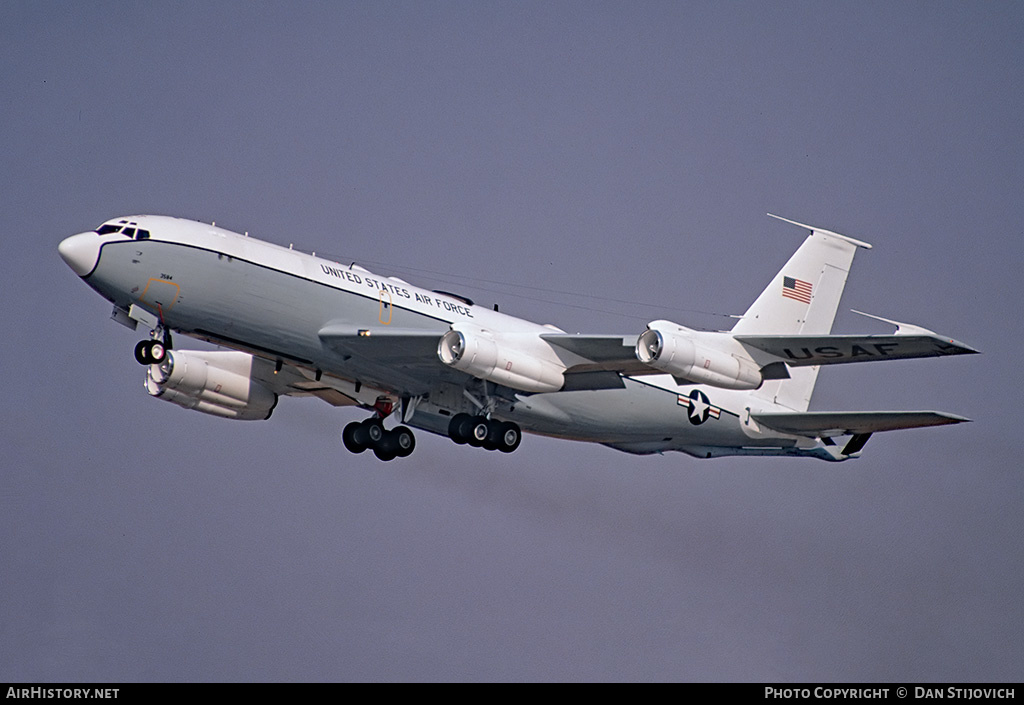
[732,215,871,410]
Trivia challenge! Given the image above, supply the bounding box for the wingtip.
[935,412,973,425]
[850,309,936,336]
[849,310,979,353]
[942,337,981,355]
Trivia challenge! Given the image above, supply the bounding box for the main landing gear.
[342,413,523,461]
[342,418,416,462]
[448,413,522,453]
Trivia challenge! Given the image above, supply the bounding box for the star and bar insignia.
[677,389,721,425]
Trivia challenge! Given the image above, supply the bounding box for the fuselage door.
[379,289,392,325]
[140,277,181,314]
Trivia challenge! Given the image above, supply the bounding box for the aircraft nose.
[58,232,101,276]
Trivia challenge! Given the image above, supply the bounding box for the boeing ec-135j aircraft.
[58,214,977,462]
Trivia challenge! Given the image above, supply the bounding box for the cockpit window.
[94,223,153,239]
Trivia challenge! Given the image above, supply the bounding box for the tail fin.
[732,215,871,411]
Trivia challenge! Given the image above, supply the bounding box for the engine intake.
[438,326,565,393]
[636,320,763,390]
[145,350,277,420]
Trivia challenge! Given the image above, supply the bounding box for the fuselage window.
[136,229,150,240]
[122,227,136,238]
[96,224,122,235]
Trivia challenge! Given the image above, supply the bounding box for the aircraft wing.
[751,410,971,437]
[540,333,638,361]
[539,333,656,389]
[540,333,650,373]
[735,333,979,367]
[318,323,443,360]
[317,323,467,395]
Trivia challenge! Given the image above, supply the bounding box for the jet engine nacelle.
[437,325,565,393]
[636,320,763,390]
[145,350,277,420]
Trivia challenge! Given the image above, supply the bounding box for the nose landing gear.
[134,339,168,365]
[133,326,173,365]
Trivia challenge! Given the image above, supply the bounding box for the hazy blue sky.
[2,1,1021,681]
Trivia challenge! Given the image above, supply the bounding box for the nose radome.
[58,232,101,276]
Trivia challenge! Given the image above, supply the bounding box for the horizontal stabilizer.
[736,333,979,367]
[751,410,971,437]
[766,214,873,249]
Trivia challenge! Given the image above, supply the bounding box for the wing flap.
[318,324,443,360]
[751,410,971,437]
[316,323,466,395]
[287,379,361,407]
[560,370,627,390]
[540,333,638,361]
[540,333,663,375]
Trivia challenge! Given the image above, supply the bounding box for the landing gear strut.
[448,414,521,453]
[343,418,416,461]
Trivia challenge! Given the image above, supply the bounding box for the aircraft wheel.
[497,422,522,453]
[135,339,170,365]
[373,429,400,461]
[342,422,367,453]
[352,417,383,447]
[467,416,490,448]
[483,421,503,451]
[392,426,416,458]
[134,340,153,365]
[377,428,399,454]
[373,445,397,462]
[448,413,474,445]
[361,418,385,446]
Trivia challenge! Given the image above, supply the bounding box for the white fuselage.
[59,215,829,459]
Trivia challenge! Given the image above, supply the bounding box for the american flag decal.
[782,276,813,304]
